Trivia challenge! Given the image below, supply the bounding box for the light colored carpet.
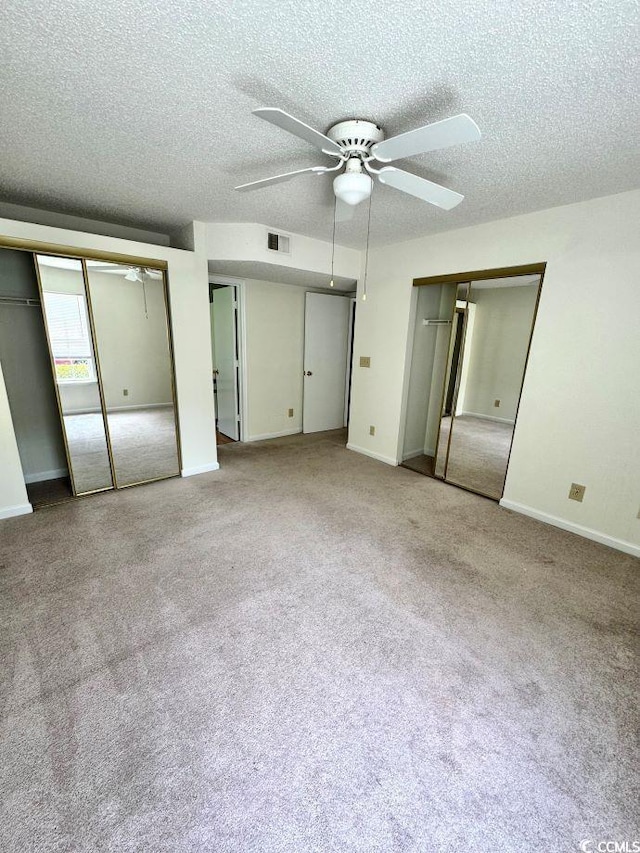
[1,429,638,852]
[437,414,514,498]
[64,407,180,491]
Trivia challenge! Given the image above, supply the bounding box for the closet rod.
[0,295,41,307]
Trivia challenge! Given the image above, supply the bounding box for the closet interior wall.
[0,249,72,506]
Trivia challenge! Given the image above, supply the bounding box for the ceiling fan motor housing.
[326,119,384,156]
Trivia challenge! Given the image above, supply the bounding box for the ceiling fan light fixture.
[238,107,481,211]
[333,171,372,206]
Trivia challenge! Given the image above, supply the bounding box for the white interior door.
[303,292,350,433]
[212,287,239,440]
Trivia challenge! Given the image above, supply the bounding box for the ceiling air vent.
[267,231,291,254]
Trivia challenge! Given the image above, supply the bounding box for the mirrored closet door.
[84,261,180,487]
[443,276,540,498]
[14,251,182,503]
[36,254,114,495]
[401,267,543,500]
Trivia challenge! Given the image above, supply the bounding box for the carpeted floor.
[64,407,180,491]
[1,430,638,852]
[437,414,514,498]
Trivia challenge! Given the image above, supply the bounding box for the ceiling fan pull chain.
[329,196,337,288]
[362,186,374,302]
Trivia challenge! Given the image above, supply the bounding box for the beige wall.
[205,223,361,281]
[243,279,305,440]
[462,284,539,422]
[88,272,174,410]
[348,189,640,554]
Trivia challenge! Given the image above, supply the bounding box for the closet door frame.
[1,235,179,495]
[32,252,115,496]
[80,257,119,489]
[412,262,547,501]
[92,266,183,490]
[433,282,472,484]
[160,268,183,479]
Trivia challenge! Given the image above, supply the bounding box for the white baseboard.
[246,428,301,442]
[402,448,425,461]
[109,403,173,412]
[0,503,33,520]
[347,443,398,467]
[66,403,173,415]
[24,467,68,484]
[461,411,515,425]
[402,447,435,461]
[499,498,640,558]
[181,461,220,477]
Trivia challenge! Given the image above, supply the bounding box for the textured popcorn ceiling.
[1,0,638,249]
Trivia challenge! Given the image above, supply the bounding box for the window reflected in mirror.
[35,254,114,495]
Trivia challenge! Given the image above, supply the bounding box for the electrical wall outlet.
[494,399,500,407]
[123,389,129,396]
[288,408,294,418]
[369,425,375,436]
[360,356,371,368]
[569,483,586,502]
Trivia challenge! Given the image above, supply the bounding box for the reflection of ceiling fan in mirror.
[88,264,163,281]
[235,108,481,220]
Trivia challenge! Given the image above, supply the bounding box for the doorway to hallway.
[209,281,242,443]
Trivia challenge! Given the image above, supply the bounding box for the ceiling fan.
[87,263,163,281]
[235,108,481,216]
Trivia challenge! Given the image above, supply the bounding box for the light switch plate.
[360,356,371,368]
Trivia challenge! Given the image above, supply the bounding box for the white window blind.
[43,292,95,382]
[43,293,92,358]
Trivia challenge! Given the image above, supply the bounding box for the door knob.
[305,370,313,376]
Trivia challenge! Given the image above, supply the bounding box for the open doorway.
[209,280,243,443]
[209,279,355,450]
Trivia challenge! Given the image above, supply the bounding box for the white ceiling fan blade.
[335,198,354,222]
[371,114,480,163]
[85,262,162,279]
[235,166,328,192]
[253,108,344,157]
[377,167,464,210]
